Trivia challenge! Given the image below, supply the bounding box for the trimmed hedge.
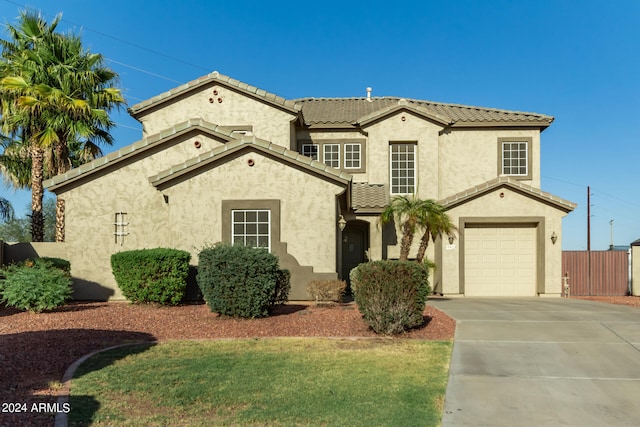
[0,261,72,312]
[111,248,191,305]
[197,243,290,318]
[351,260,430,335]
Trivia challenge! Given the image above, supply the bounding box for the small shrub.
[307,279,347,303]
[197,243,289,318]
[110,248,191,305]
[19,257,71,275]
[351,260,430,335]
[0,262,72,312]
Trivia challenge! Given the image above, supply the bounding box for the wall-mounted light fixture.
[338,215,347,231]
[448,234,455,245]
[551,231,558,245]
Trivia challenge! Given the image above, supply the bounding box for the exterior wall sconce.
[338,215,347,231]
[551,231,558,245]
[448,234,455,245]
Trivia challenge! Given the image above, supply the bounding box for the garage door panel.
[465,226,536,296]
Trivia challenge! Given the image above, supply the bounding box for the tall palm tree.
[0,196,13,221]
[414,202,457,263]
[380,195,426,261]
[0,10,124,241]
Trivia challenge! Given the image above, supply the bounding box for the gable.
[440,176,576,213]
[148,136,352,191]
[44,119,236,193]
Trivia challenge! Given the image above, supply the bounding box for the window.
[323,144,340,168]
[301,144,319,161]
[501,141,528,176]
[390,143,416,194]
[344,144,361,169]
[232,209,270,251]
[114,212,129,245]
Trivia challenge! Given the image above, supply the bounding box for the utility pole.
[587,186,591,295]
[587,186,591,251]
[610,219,614,250]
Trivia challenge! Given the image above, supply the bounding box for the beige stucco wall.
[632,245,640,296]
[137,83,297,147]
[438,187,568,296]
[55,131,247,300]
[53,138,345,300]
[439,129,540,197]
[162,150,345,273]
[362,111,441,200]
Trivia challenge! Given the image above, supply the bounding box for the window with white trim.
[301,144,319,161]
[232,209,270,251]
[323,144,340,168]
[502,141,528,176]
[344,143,361,169]
[390,143,416,194]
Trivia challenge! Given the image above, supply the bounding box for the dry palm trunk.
[54,141,69,242]
[55,198,65,242]
[30,145,45,242]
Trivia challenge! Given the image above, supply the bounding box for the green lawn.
[69,338,452,427]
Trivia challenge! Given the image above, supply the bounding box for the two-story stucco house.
[43,72,575,300]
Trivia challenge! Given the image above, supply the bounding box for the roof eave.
[149,138,352,189]
[129,71,301,119]
[440,177,577,213]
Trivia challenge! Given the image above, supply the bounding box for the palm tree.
[0,10,124,241]
[414,202,457,263]
[0,196,13,221]
[380,195,427,261]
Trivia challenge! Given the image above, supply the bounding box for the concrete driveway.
[429,298,640,427]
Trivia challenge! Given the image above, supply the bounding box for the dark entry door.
[341,223,367,284]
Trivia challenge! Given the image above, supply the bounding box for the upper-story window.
[323,144,340,168]
[298,139,366,173]
[390,143,416,194]
[498,137,532,180]
[301,144,319,161]
[344,143,361,169]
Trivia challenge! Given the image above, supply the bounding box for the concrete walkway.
[429,298,640,427]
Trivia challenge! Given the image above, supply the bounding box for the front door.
[341,222,368,285]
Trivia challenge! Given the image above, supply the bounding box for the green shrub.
[197,243,289,318]
[110,248,191,305]
[307,279,347,303]
[0,262,72,312]
[351,260,430,335]
[19,257,71,275]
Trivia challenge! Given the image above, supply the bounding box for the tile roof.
[294,97,554,128]
[129,71,301,117]
[44,119,236,191]
[352,183,390,210]
[148,136,352,188]
[439,176,577,212]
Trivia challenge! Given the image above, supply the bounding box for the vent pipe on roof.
[366,87,372,102]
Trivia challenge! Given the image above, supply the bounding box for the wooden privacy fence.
[562,250,630,296]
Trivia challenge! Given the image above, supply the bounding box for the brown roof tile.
[352,183,390,209]
[294,97,553,128]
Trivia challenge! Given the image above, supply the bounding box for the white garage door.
[465,226,536,296]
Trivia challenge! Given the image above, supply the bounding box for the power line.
[105,59,183,85]
[1,0,209,73]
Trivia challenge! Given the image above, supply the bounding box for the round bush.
[197,243,290,318]
[111,248,191,305]
[351,260,430,335]
[0,262,72,312]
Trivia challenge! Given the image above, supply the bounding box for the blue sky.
[0,0,638,250]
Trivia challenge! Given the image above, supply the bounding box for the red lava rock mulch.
[0,301,455,427]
